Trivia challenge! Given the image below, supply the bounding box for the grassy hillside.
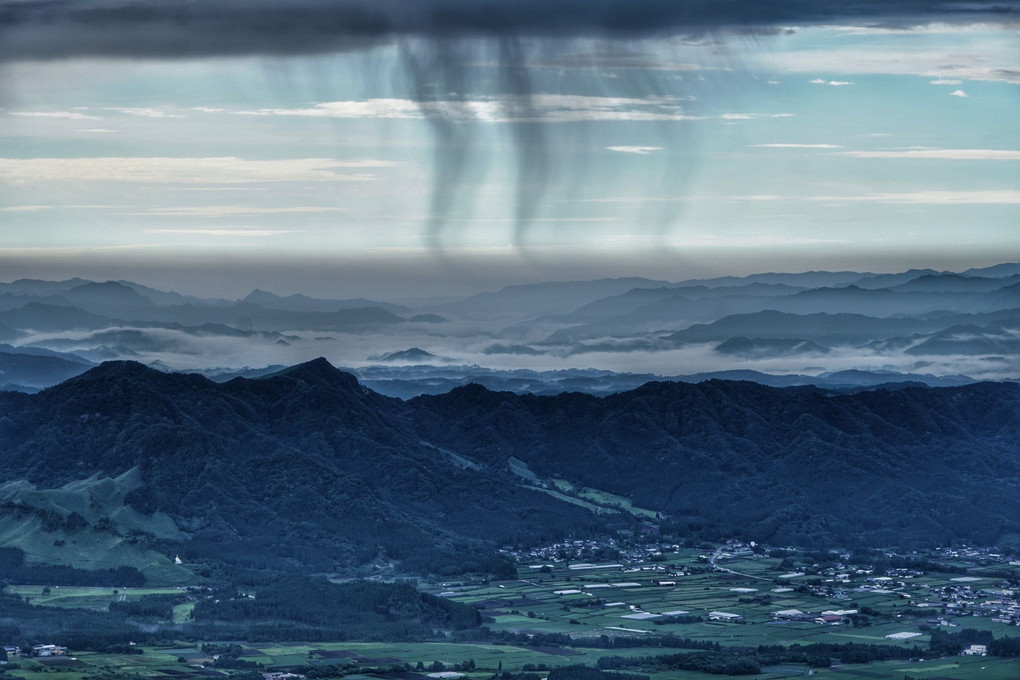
[0,469,192,584]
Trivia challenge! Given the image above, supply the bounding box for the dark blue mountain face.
[1,359,1018,573]
[415,378,1020,547]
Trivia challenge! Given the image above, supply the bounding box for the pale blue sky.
[1,17,1018,297]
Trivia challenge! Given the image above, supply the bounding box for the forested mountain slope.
[0,360,599,575]
[412,379,1020,547]
[1,359,1018,575]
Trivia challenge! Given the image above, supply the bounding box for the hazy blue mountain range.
[428,277,674,319]
[0,264,1017,394]
[0,344,95,391]
[555,283,809,324]
[342,365,979,399]
[662,310,1020,345]
[368,347,442,363]
[243,288,411,315]
[890,273,1020,293]
[0,358,1017,579]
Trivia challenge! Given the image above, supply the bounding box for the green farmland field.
[4,546,1019,680]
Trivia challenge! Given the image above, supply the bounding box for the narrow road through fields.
[709,547,773,582]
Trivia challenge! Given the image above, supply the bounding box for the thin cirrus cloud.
[852,190,1020,204]
[234,95,698,123]
[7,107,188,120]
[732,190,1020,204]
[0,157,400,184]
[145,228,303,237]
[810,79,855,86]
[835,149,1020,160]
[103,107,184,118]
[10,111,101,120]
[748,144,842,149]
[231,99,802,124]
[776,47,1020,83]
[0,204,113,212]
[719,113,794,120]
[129,206,348,217]
[605,146,664,154]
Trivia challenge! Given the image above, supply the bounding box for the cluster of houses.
[937,546,1020,566]
[712,544,758,561]
[2,644,69,658]
[756,551,1020,627]
[800,568,1020,626]
[707,611,742,622]
[507,538,1020,644]
[507,537,689,568]
[770,608,856,625]
[908,581,1020,624]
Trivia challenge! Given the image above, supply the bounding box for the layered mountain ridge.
[1,358,1018,577]
[1,265,1019,395]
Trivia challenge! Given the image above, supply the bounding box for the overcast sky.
[1,0,1018,298]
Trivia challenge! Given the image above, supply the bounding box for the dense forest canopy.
[0,359,1018,574]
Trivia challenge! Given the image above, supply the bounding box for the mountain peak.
[67,360,166,385]
[261,357,360,389]
[243,288,276,301]
[370,347,437,362]
[68,280,145,297]
[62,281,156,310]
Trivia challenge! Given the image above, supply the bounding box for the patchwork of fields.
[5,547,1020,680]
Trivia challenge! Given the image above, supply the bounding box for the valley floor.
[3,542,1019,680]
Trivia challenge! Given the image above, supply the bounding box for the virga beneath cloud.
[0,0,1017,293]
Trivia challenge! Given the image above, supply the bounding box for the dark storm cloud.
[3,0,1016,252]
[0,0,1016,61]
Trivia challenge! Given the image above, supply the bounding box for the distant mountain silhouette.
[0,266,1018,394]
[0,302,116,331]
[369,347,439,362]
[0,278,93,296]
[431,277,671,319]
[714,336,830,357]
[890,273,1020,293]
[243,289,410,315]
[0,345,94,389]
